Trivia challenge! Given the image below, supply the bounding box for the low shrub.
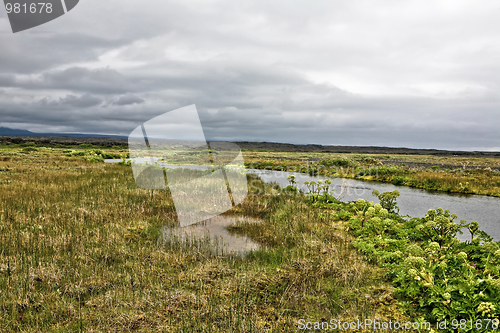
[86,155,104,163]
[320,158,353,167]
[391,176,408,185]
[21,147,38,152]
[331,191,500,331]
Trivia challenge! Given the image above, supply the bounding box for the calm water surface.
[104,159,500,243]
[248,169,500,242]
[159,216,262,255]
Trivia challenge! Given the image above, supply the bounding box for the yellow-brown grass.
[0,146,413,332]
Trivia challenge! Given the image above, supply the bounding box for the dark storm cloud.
[38,94,102,108]
[113,94,145,106]
[0,67,130,94]
[0,74,15,86]
[1,0,500,150]
[0,34,126,74]
[41,67,129,94]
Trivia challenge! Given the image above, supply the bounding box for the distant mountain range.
[0,127,127,139]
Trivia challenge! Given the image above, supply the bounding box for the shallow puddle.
[159,216,262,255]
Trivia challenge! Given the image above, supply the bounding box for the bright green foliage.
[304,179,335,203]
[372,189,400,214]
[65,149,124,162]
[317,190,500,332]
[286,174,297,187]
[285,174,300,194]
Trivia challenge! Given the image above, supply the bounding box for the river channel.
[247,169,500,242]
[104,159,500,242]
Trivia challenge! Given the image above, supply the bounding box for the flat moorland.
[0,145,406,332]
[1,141,500,332]
[3,136,500,196]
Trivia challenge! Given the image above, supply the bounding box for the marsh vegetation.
[0,144,405,332]
[244,151,500,197]
[1,142,499,332]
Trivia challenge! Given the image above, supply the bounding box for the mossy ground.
[0,146,413,332]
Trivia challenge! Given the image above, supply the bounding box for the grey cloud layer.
[1,0,499,150]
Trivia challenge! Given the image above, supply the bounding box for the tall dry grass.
[0,147,409,332]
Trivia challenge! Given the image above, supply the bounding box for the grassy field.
[0,144,410,332]
[2,142,500,332]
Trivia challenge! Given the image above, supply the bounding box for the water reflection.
[248,169,500,242]
[159,216,262,255]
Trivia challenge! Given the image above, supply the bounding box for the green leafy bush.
[20,142,37,147]
[372,189,400,214]
[21,147,38,152]
[391,176,409,185]
[336,211,353,221]
[86,155,104,163]
[340,191,500,331]
[350,154,382,165]
[320,158,353,167]
[101,152,123,159]
[64,149,124,162]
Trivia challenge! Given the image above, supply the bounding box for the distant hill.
[1,127,500,156]
[0,127,127,140]
[0,127,36,136]
[234,141,500,157]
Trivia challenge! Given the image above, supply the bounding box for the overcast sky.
[1,0,500,150]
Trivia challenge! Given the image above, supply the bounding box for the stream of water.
[247,169,500,242]
[104,158,500,244]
